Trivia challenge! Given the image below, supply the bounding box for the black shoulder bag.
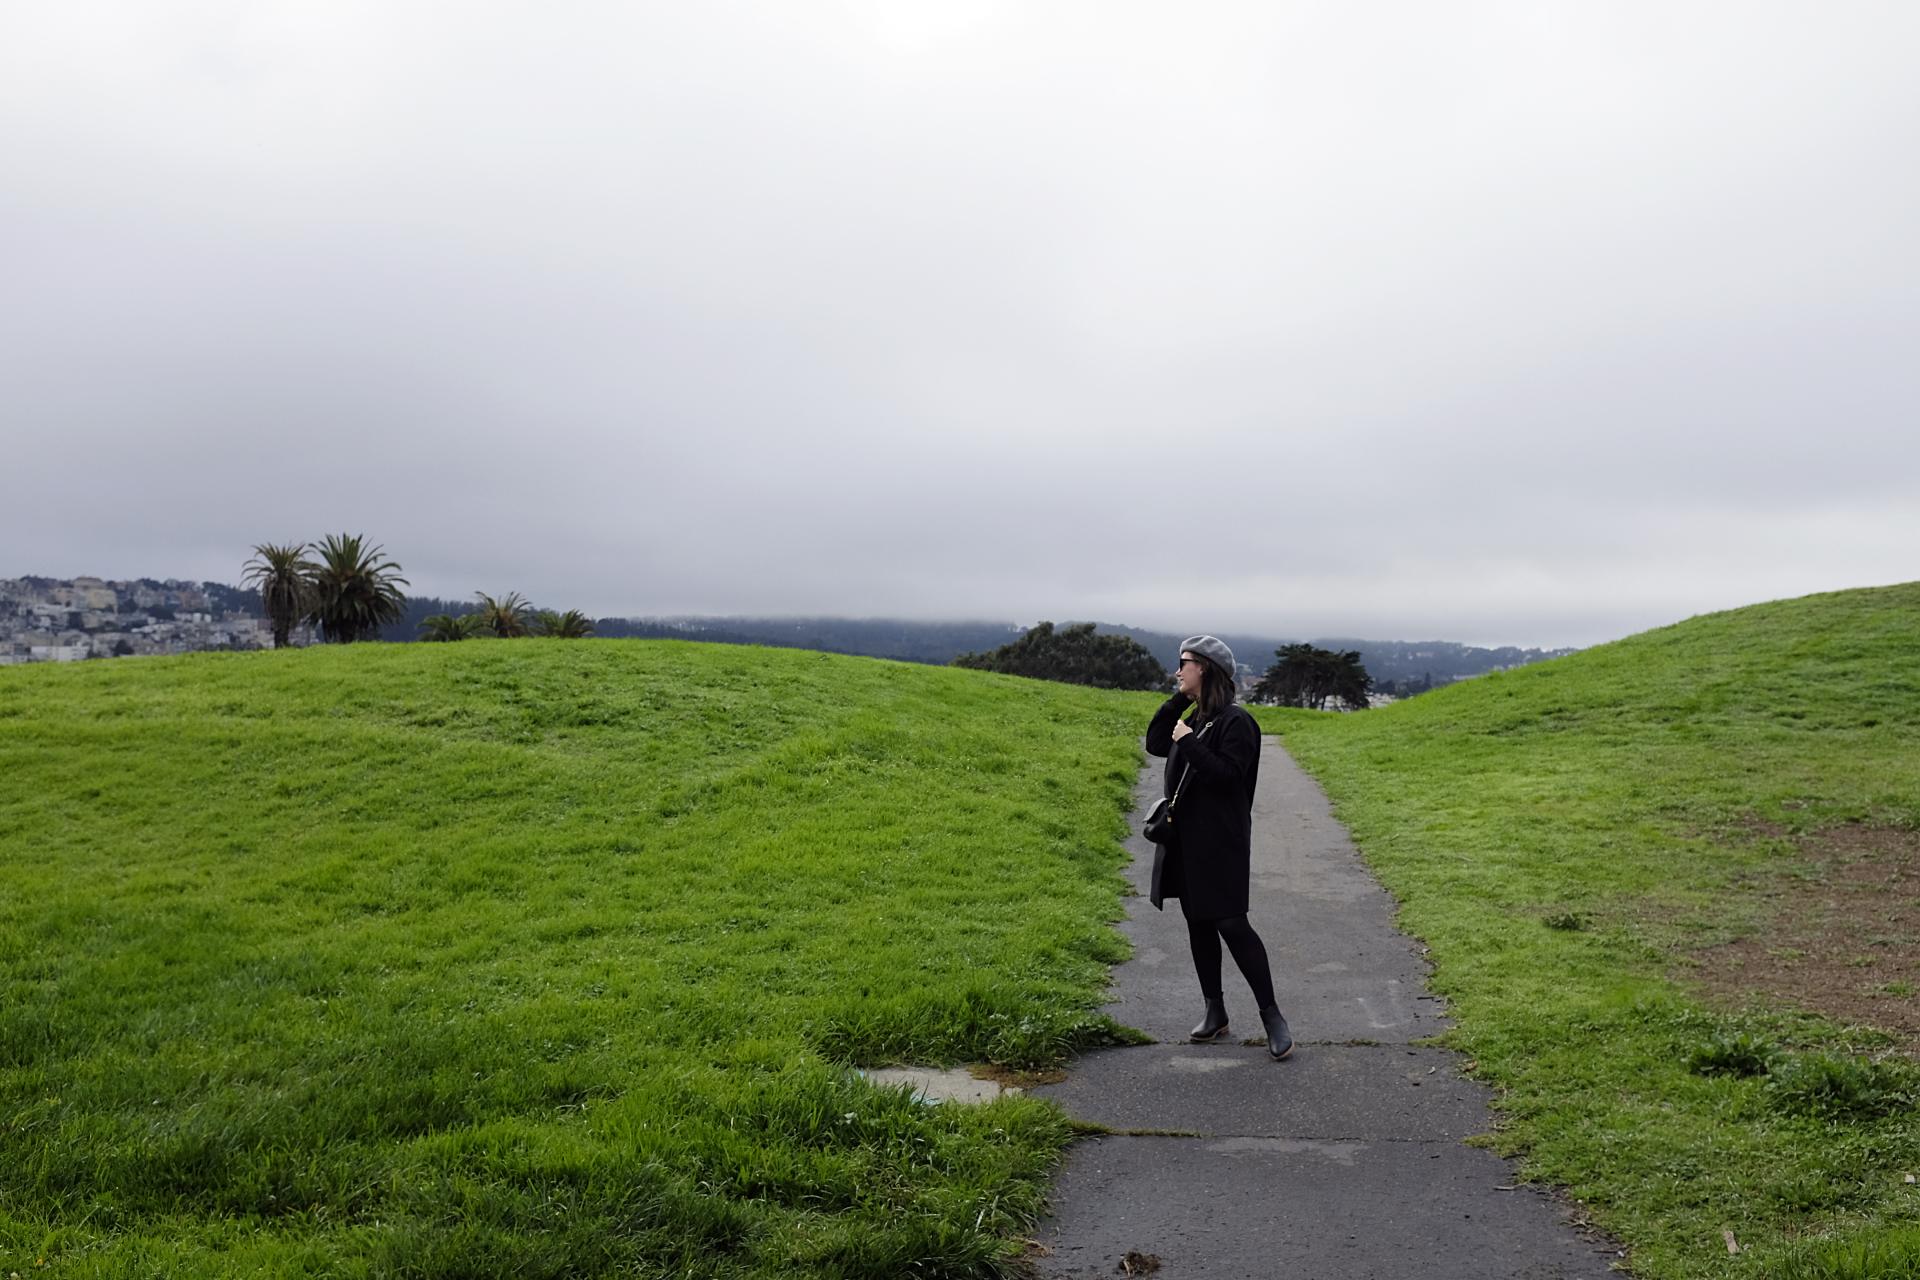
[1146,718,1216,911]
[1143,719,1210,844]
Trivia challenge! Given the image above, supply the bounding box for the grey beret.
[1181,634,1235,677]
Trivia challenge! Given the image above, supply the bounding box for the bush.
[952,621,1167,691]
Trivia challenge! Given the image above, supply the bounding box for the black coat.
[1145,693,1262,920]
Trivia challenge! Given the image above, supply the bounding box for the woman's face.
[1176,651,1205,700]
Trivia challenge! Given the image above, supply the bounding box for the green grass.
[1253,582,1920,1278]
[0,641,1153,1278]
[1777,1224,1920,1279]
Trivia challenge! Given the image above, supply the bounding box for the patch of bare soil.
[970,1062,1068,1090]
[1684,822,1920,1053]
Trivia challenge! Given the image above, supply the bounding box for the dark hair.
[1195,657,1236,719]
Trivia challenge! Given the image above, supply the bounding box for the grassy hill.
[10,587,1916,1278]
[0,642,1151,1278]
[1255,582,1920,1279]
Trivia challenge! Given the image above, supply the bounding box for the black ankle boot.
[1189,998,1230,1042]
[1259,1005,1293,1060]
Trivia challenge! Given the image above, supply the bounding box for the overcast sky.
[4,3,1916,648]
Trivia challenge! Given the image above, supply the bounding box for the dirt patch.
[1684,821,1920,1053]
[971,1062,1068,1090]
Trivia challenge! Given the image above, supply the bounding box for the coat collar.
[1189,700,1238,730]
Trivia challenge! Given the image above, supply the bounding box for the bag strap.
[1165,719,1213,814]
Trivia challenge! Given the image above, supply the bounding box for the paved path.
[1028,738,1624,1279]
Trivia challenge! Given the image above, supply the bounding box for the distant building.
[70,578,117,610]
[0,575,290,662]
[28,643,89,662]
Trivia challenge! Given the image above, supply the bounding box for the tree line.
[952,625,1377,710]
[418,592,593,641]
[241,536,591,647]
[237,540,1516,710]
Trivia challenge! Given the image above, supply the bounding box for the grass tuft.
[1685,1030,1779,1079]
[1767,1054,1918,1122]
[1775,1226,1920,1280]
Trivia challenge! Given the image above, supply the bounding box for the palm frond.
[474,591,532,638]
[540,609,594,639]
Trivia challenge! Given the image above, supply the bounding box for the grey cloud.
[3,3,1917,649]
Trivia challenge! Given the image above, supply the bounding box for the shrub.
[952,621,1167,691]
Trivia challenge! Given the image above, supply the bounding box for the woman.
[1145,635,1293,1060]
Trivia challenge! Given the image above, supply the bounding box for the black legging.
[1184,911,1277,1010]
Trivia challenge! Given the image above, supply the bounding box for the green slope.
[1255,582,1920,1279]
[0,641,1150,1279]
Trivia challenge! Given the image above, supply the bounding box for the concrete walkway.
[1028,738,1624,1279]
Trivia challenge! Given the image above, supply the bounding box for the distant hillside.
[591,615,1031,664]
[1092,626,1577,691]
[10,577,1568,684]
[382,608,1571,688]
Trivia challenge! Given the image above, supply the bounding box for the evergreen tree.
[1252,643,1373,710]
[952,621,1168,691]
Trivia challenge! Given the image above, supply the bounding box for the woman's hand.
[1171,719,1193,742]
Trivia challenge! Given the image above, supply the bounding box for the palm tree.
[241,541,317,649]
[304,533,409,644]
[474,591,533,638]
[418,613,480,642]
[538,609,594,639]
